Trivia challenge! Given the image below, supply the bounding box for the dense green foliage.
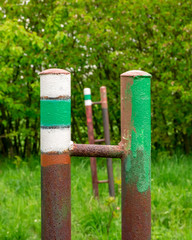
[0,0,191,157]
[0,155,191,239]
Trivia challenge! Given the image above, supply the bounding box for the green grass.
[0,154,191,239]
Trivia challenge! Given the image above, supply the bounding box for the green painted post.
[121,70,152,239]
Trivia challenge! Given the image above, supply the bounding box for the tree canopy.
[0,0,192,157]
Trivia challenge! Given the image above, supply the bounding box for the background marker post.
[40,68,71,240]
[100,86,115,197]
[84,88,99,197]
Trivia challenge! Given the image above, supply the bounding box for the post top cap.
[100,86,106,89]
[39,68,70,75]
[121,70,151,77]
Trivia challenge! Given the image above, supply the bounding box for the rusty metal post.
[40,69,71,240]
[84,88,99,197]
[121,70,152,240]
[100,86,115,197]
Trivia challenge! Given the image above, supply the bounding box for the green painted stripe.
[125,76,151,193]
[41,99,71,127]
[84,95,91,100]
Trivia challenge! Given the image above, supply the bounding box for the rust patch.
[41,164,71,240]
[70,143,124,158]
[121,179,151,240]
[41,153,71,167]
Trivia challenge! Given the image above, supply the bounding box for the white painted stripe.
[85,100,92,106]
[41,128,71,153]
[84,88,91,95]
[40,74,71,98]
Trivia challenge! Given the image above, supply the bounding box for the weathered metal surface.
[84,88,99,197]
[121,70,151,240]
[70,143,124,158]
[121,183,151,240]
[41,154,71,240]
[100,86,115,197]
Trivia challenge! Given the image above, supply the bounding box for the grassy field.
[0,154,191,239]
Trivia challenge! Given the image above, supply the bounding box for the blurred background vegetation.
[0,0,191,158]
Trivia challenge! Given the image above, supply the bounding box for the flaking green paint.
[84,95,91,100]
[125,76,151,193]
[41,99,71,127]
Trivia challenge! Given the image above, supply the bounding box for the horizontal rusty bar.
[97,180,109,184]
[94,139,105,143]
[70,143,124,158]
[92,101,101,105]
